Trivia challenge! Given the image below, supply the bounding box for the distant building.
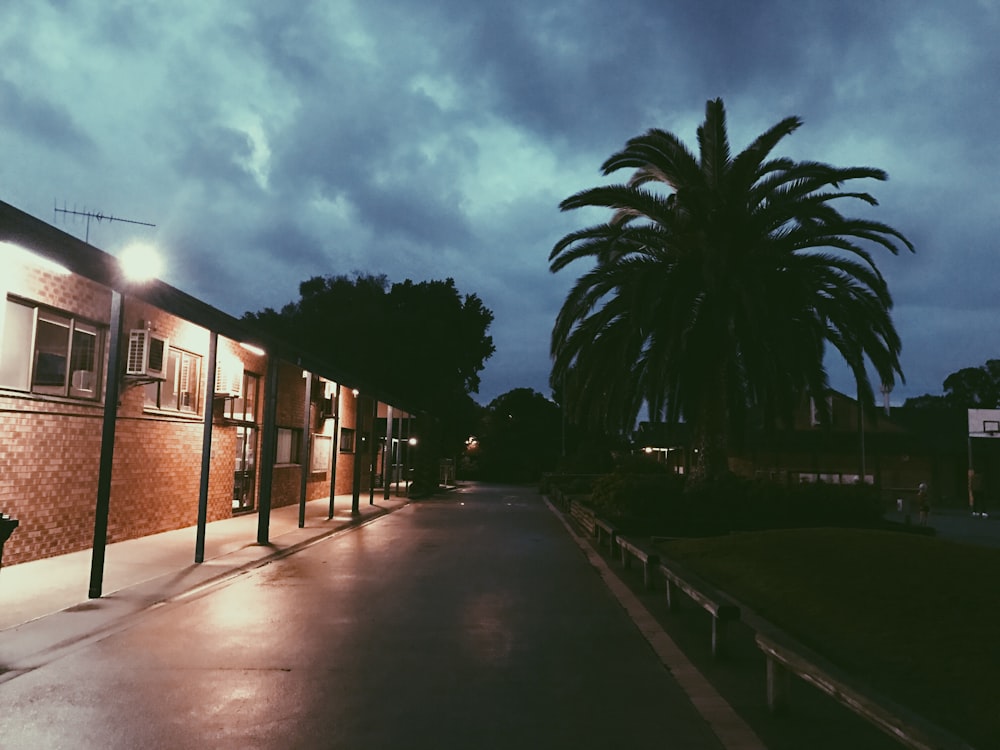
[634,390,968,508]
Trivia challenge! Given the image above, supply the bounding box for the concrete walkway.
[884,506,1000,548]
[0,491,408,636]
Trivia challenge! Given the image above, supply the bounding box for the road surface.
[0,484,727,749]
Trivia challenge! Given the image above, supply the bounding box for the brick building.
[0,201,415,578]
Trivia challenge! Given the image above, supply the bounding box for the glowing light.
[1,241,70,275]
[240,342,266,356]
[408,437,418,446]
[119,242,162,282]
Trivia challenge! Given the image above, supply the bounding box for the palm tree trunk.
[689,385,731,486]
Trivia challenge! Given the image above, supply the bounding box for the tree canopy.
[475,388,562,482]
[549,98,913,485]
[905,359,1000,409]
[244,273,495,416]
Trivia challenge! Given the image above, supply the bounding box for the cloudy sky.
[2,0,999,407]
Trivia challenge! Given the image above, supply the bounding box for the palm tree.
[549,98,913,485]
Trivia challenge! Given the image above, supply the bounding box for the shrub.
[589,466,884,536]
[589,460,685,530]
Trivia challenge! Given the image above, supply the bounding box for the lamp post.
[407,437,417,495]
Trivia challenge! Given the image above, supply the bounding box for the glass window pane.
[276,428,292,463]
[69,322,99,395]
[179,353,199,412]
[0,299,34,390]
[33,312,71,394]
[144,380,160,408]
[245,374,258,421]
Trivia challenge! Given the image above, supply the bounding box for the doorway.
[233,425,257,512]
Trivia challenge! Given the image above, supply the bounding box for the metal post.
[328,382,341,519]
[405,414,413,494]
[383,404,394,500]
[299,370,312,528]
[369,397,378,505]
[351,392,362,514]
[257,356,279,544]
[194,331,218,563]
[857,385,866,482]
[89,290,124,598]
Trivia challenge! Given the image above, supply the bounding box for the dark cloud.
[0,77,95,156]
[3,0,1000,404]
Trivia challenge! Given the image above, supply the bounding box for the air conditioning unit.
[215,357,244,398]
[126,330,168,379]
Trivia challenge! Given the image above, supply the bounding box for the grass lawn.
[656,528,999,749]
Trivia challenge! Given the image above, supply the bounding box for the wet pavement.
[0,484,990,749]
[0,484,734,749]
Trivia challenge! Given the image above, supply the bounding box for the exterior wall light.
[1,241,71,275]
[240,342,266,356]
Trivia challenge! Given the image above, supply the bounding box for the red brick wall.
[2,257,406,567]
[268,364,351,506]
[6,263,112,323]
[0,396,103,563]
[1,280,267,565]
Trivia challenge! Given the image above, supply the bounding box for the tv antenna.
[54,201,156,244]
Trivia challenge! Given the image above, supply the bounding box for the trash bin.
[0,514,19,571]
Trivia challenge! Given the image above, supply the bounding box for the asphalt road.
[0,484,727,749]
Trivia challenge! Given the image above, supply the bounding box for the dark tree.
[550,98,913,486]
[905,359,1000,408]
[477,388,562,482]
[244,274,495,493]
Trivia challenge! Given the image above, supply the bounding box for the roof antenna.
[54,200,156,244]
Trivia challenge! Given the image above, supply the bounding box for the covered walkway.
[0,492,408,634]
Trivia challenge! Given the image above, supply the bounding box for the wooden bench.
[756,629,974,750]
[658,559,740,658]
[569,499,596,537]
[616,535,660,589]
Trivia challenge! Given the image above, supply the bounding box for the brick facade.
[0,245,401,567]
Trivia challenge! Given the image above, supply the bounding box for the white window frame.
[0,296,105,400]
[144,347,202,413]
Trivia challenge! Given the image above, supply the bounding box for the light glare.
[119,243,162,282]
[1,241,71,275]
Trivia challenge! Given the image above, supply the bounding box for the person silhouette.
[917,482,930,526]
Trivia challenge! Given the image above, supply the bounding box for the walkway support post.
[299,370,312,528]
[328,382,341,519]
[369,397,378,505]
[89,290,124,599]
[257,355,279,544]
[383,405,394,500]
[195,331,219,563]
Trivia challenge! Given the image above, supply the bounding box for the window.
[145,348,201,413]
[809,396,834,427]
[224,371,260,422]
[0,297,104,399]
[340,427,356,453]
[276,427,303,464]
[311,434,332,473]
